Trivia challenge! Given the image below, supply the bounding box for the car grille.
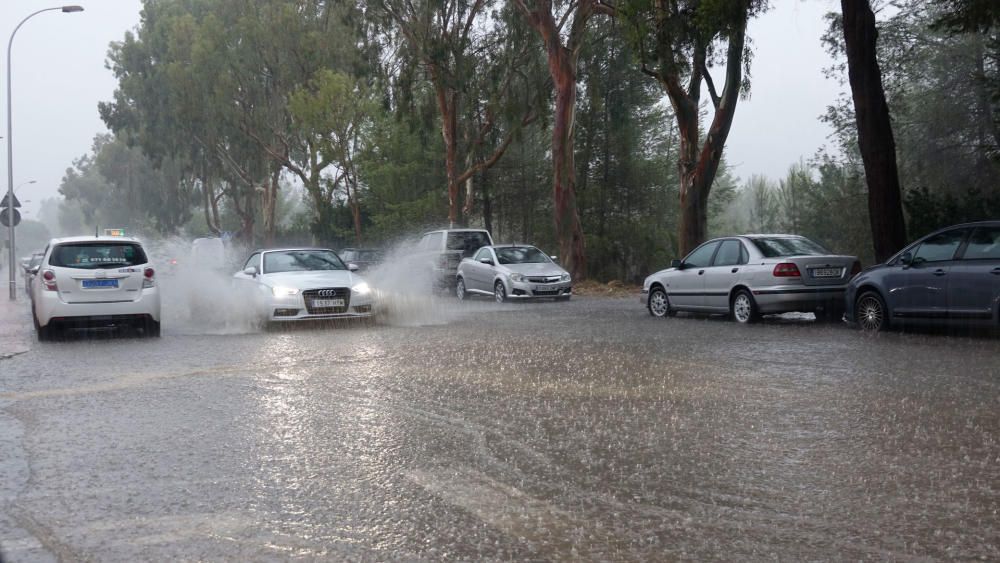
[302,287,350,314]
[528,276,562,284]
[532,289,561,296]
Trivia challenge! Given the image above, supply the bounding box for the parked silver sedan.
[641,235,860,323]
[456,244,572,302]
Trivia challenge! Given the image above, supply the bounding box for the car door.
[948,225,1000,321]
[669,241,720,310]
[887,228,967,320]
[465,247,493,292]
[702,239,747,311]
[233,252,262,296]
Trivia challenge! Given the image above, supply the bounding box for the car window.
[912,229,967,264]
[423,232,443,250]
[358,250,380,261]
[683,241,720,268]
[340,250,356,261]
[263,250,346,273]
[243,253,260,271]
[473,248,491,262]
[49,242,148,269]
[749,236,829,257]
[496,246,550,265]
[961,227,1000,260]
[446,231,490,257]
[739,244,749,265]
[713,240,744,267]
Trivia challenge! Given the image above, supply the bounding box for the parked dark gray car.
[845,221,1000,331]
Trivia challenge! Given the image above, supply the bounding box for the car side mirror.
[671,259,684,270]
[550,255,558,261]
[478,257,494,266]
[28,266,40,275]
[899,252,913,267]
[243,266,258,277]
[348,263,359,272]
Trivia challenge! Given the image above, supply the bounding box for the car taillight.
[42,270,57,291]
[143,267,155,288]
[850,260,862,277]
[772,263,801,277]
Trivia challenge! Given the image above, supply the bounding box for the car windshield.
[357,250,381,261]
[49,242,148,269]
[749,237,829,257]
[496,246,551,265]
[263,250,346,273]
[446,231,490,257]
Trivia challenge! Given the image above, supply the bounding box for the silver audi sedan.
[456,244,572,302]
[641,235,860,323]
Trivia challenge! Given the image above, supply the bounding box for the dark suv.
[845,221,1000,331]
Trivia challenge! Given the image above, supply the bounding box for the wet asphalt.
[1,295,998,561]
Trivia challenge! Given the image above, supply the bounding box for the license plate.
[82,279,119,289]
[311,298,344,308]
[812,268,841,278]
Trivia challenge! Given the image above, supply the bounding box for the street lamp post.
[6,5,84,300]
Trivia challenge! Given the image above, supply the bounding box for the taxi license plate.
[82,279,119,289]
[812,268,841,278]
[311,298,344,308]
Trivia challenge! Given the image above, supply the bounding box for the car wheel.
[647,287,672,318]
[456,277,468,301]
[143,319,162,338]
[730,289,759,324]
[855,291,888,332]
[33,309,53,342]
[494,280,507,304]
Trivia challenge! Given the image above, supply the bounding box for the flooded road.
[1,296,998,561]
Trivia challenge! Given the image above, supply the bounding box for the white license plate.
[311,298,344,308]
[812,268,841,278]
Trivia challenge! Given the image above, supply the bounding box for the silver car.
[456,244,572,302]
[641,235,860,323]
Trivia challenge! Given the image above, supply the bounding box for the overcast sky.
[1,0,845,222]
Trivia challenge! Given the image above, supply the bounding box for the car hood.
[503,263,569,277]
[260,270,363,289]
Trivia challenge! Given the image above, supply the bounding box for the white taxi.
[30,235,162,340]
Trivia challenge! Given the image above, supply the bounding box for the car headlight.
[351,282,371,295]
[509,273,525,282]
[271,286,300,297]
[560,273,570,282]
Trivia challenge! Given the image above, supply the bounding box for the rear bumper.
[35,287,161,327]
[752,286,846,314]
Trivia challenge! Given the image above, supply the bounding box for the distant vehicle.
[30,236,161,340]
[642,234,860,323]
[845,221,1000,332]
[21,252,44,298]
[233,248,376,325]
[456,244,571,302]
[338,247,383,273]
[191,237,227,272]
[416,228,494,289]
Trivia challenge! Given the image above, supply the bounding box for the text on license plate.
[311,298,344,308]
[812,268,841,278]
[82,279,119,289]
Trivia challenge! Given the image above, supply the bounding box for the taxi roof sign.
[104,228,126,237]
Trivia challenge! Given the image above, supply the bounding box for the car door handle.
[731,268,739,273]
[698,270,705,275]
[992,268,1000,275]
[932,269,947,276]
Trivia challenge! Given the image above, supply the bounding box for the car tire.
[456,277,468,301]
[494,280,507,304]
[855,290,888,332]
[647,287,673,318]
[143,319,162,338]
[33,309,53,342]
[730,289,760,324]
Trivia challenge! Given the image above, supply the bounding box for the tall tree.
[841,0,906,262]
[621,0,764,256]
[513,0,613,279]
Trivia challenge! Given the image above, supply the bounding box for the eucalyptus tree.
[619,0,766,256]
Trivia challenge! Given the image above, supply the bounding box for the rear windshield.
[749,237,829,258]
[50,242,148,269]
[446,231,491,257]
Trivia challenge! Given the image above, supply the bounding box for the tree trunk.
[433,73,461,227]
[551,58,587,279]
[842,0,907,261]
[482,169,493,235]
[262,169,279,247]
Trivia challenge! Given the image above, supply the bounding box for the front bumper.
[265,291,376,322]
[507,280,572,299]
